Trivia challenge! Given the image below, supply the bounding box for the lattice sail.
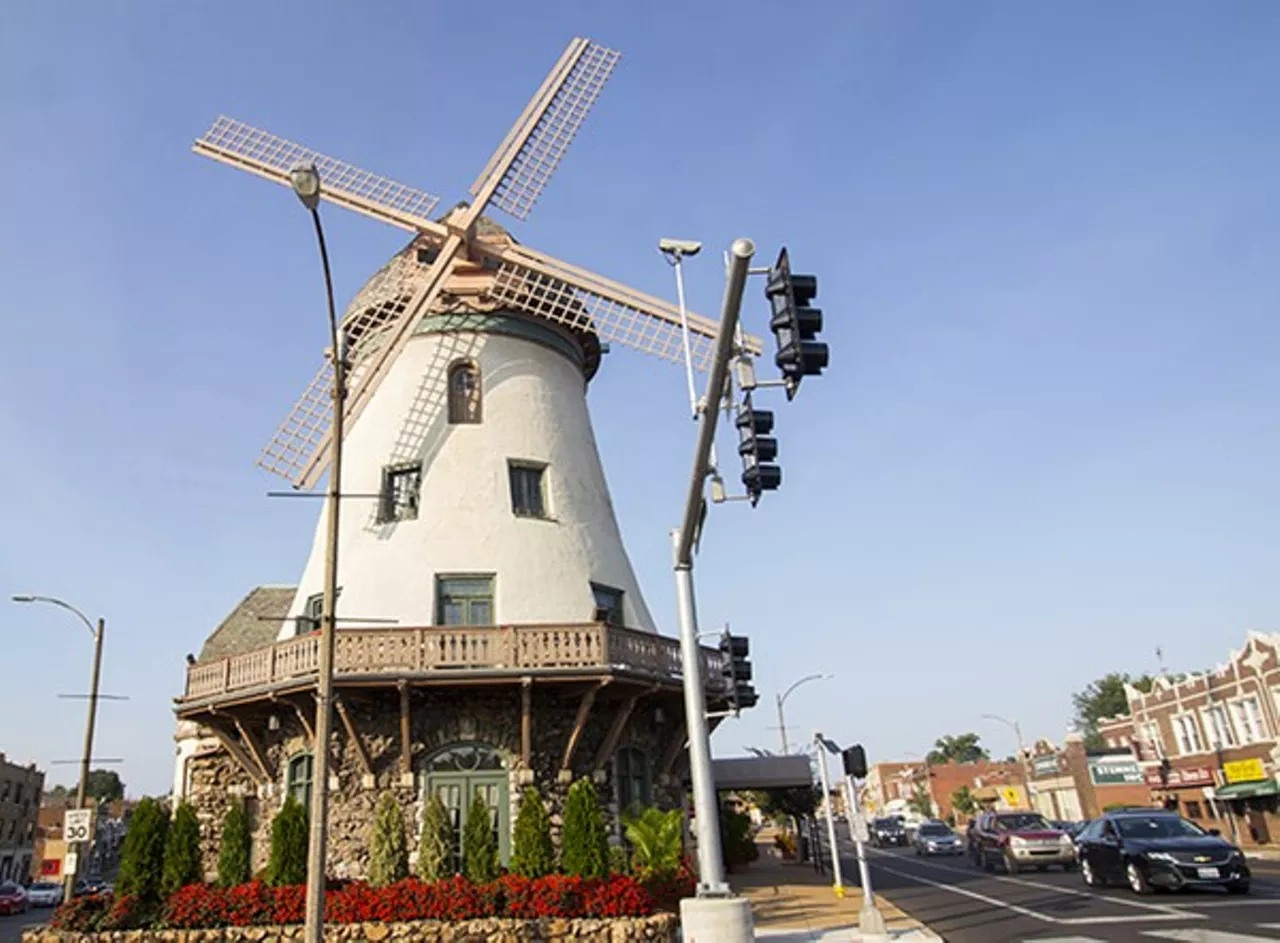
[194,117,443,234]
[257,359,333,481]
[477,41,620,221]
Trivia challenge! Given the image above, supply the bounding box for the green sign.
[1032,756,1060,777]
[1088,756,1142,785]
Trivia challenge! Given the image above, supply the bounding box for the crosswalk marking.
[1142,930,1280,941]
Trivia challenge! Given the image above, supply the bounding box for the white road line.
[1142,929,1280,941]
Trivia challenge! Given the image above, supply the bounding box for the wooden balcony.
[178,622,728,714]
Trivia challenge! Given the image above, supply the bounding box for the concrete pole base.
[859,899,890,940]
[679,896,755,942]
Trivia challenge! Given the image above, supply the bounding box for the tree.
[745,786,821,826]
[417,793,453,880]
[162,802,203,895]
[925,733,989,765]
[79,770,125,804]
[116,797,169,901]
[951,785,978,819]
[266,796,308,887]
[368,792,409,887]
[461,793,499,883]
[510,788,555,878]
[622,807,683,879]
[1072,672,1155,748]
[906,785,933,818]
[561,778,609,879]
[216,801,252,888]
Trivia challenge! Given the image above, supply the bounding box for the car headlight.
[1145,851,1177,863]
[1010,836,1027,847]
[1058,834,1074,846]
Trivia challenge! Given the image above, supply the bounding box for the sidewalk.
[730,830,938,941]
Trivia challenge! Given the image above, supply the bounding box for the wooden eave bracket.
[206,720,267,786]
[560,679,608,779]
[335,696,376,787]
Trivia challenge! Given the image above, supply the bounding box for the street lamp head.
[290,163,322,210]
[11,595,35,603]
[658,238,702,259]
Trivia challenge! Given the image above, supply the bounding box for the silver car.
[26,882,63,907]
[914,821,965,856]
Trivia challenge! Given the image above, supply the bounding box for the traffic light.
[842,744,868,779]
[735,397,780,506]
[765,247,827,400]
[719,631,759,712]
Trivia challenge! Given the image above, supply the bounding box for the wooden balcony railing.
[182,623,728,703]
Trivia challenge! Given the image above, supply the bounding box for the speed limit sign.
[64,809,93,843]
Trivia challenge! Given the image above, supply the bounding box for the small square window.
[436,575,495,626]
[591,583,624,625]
[294,589,340,637]
[378,463,421,523]
[509,462,547,519]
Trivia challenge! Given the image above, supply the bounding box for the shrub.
[462,792,499,884]
[163,801,204,896]
[117,797,170,901]
[640,863,697,913]
[561,778,609,879]
[368,792,410,887]
[510,788,555,878]
[217,800,252,888]
[622,807,683,879]
[719,804,758,870]
[267,795,309,887]
[417,793,453,880]
[50,892,111,932]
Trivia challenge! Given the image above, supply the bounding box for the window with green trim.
[286,753,314,809]
[616,747,651,812]
[436,576,494,626]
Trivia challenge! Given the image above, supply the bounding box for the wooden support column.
[335,696,376,787]
[521,678,533,770]
[591,694,640,774]
[206,722,266,786]
[560,680,607,779]
[233,717,274,782]
[398,683,413,786]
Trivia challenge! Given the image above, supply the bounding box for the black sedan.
[870,817,908,847]
[1076,809,1249,894]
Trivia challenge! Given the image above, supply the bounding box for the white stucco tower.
[279,225,655,637]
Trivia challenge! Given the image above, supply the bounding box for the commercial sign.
[1223,758,1267,784]
[1088,756,1143,785]
[1032,756,1060,777]
[1144,765,1215,788]
[1000,786,1025,808]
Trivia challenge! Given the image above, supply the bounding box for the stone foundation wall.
[182,685,685,881]
[23,913,678,943]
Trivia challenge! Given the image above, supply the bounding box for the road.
[0,911,48,943]
[842,841,1280,942]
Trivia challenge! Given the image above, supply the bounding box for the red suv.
[970,811,1076,874]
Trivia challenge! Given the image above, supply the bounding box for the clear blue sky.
[3,2,1279,795]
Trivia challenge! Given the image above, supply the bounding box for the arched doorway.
[422,743,509,872]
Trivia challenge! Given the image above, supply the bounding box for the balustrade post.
[599,623,611,667]
[222,659,231,694]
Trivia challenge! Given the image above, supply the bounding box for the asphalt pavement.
[0,910,49,943]
[839,841,1280,942]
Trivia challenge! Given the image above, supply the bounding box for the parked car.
[870,816,908,848]
[914,821,964,856]
[25,882,63,907]
[969,810,1076,873]
[0,882,28,915]
[1075,809,1250,895]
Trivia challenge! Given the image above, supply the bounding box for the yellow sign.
[1224,758,1266,784]
[1000,786,1025,808]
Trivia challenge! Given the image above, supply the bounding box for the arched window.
[616,747,651,812]
[286,753,314,809]
[448,361,481,424]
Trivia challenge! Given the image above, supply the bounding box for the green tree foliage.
[718,804,758,869]
[162,802,203,896]
[368,792,410,887]
[950,785,978,819]
[462,792,499,884]
[216,801,252,888]
[561,778,610,879]
[622,807,683,879]
[1072,672,1155,748]
[116,797,170,901]
[416,793,453,880]
[80,770,126,804]
[906,785,934,818]
[746,786,821,825]
[926,733,989,765]
[266,796,308,887]
[510,788,555,878]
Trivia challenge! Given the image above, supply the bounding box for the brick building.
[0,753,44,883]
[1098,632,1280,848]
[865,759,1027,823]
[1027,734,1150,821]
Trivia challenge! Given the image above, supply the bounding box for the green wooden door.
[423,744,509,872]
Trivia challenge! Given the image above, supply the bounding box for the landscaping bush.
[510,787,555,878]
[417,792,453,880]
[561,777,609,879]
[719,804,758,870]
[50,892,112,932]
[622,807,683,879]
[462,792,499,884]
[368,791,410,887]
[163,801,204,896]
[267,795,309,887]
[640,864,697,913]
[117,797,170,901]
[217,800,252,888]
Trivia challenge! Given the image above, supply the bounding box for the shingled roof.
[198,586,295,663]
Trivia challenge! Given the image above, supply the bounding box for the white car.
[26,882,64,907]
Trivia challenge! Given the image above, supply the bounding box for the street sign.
[64,809,93,843]
[851,812,870,844]
[63,851,79,875]
[1000,786,1024,808]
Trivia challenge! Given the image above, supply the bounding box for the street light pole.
[11,595,103,902]
[776,674,831,755]
[982,713,1033,812]
[289,163,345,943]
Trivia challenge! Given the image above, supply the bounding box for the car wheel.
[1227,881,1250,895]
[1081,856,1103,887]
[983,849,996,872]
[1005,851,1020,875]
[1126,861,1152,895]
[1063,860,1076,871]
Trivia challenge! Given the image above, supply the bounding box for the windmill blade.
[469,38,620,221]
[194,116,447,237]
[481,244,764,372]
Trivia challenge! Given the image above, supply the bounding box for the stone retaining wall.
[23,914,677,943]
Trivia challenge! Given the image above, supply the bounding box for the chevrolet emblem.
[1194,856,1210,863]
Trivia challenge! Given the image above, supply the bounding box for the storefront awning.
[972,786,999,801]
[1215,779,1280,800]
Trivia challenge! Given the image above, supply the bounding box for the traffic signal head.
[842,744,868,779]
[718,631,759,712]
[735,401,781,506]
[765,247,828,400]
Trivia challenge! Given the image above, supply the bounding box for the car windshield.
[995,814,1052,831]
[875,819,901,829]
[1115,815,1206,839]
[31,883,57,890]
[0,883,19,894]
[919,825,952,837]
